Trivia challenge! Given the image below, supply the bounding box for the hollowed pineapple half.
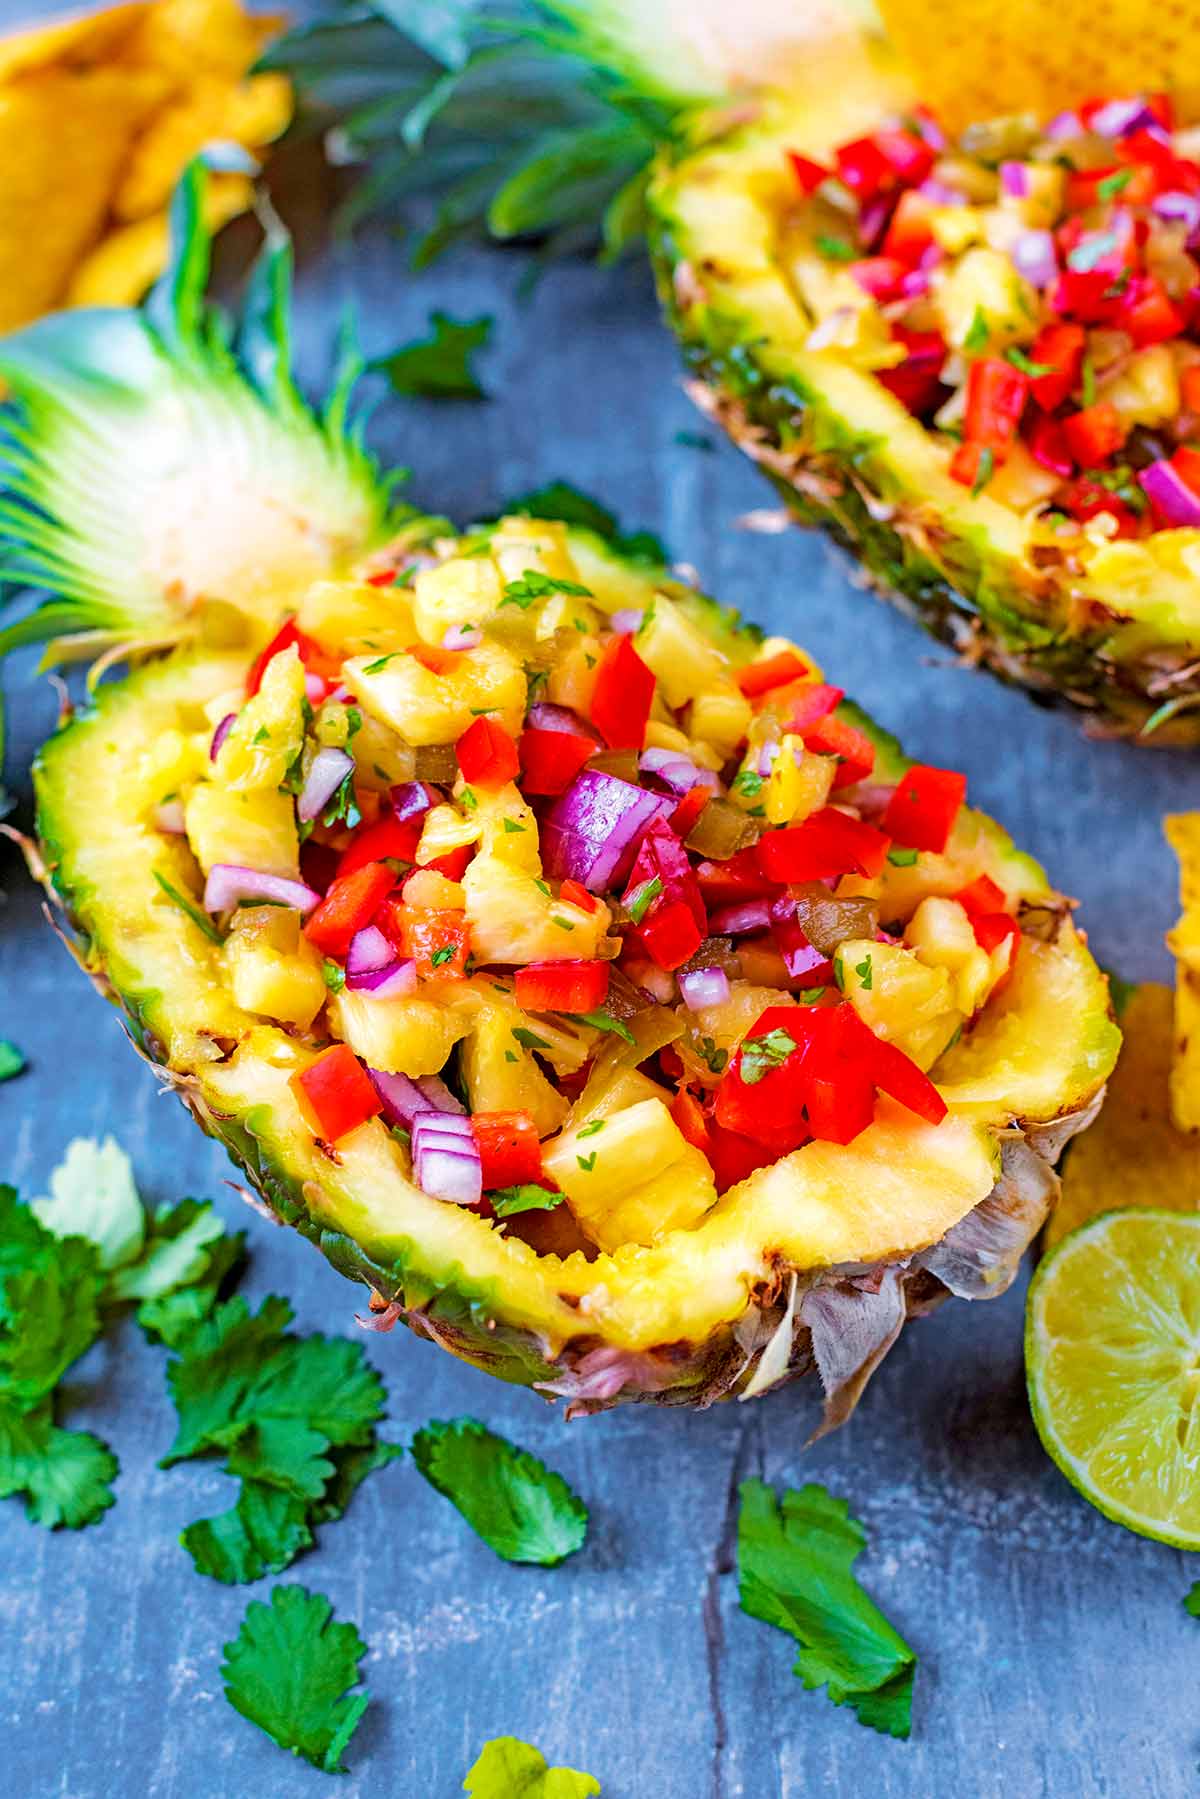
[4,171,1119,1422]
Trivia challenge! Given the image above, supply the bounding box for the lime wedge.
[1026,1209,1200,1548]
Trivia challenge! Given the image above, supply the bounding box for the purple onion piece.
[542,770,673,893]
[916,177,963,205]
[708,899,772,937]
[1138,459,1200,526]
[203,864,322,915]
[1154,191,1200,235]
[1011,229,1058,289]
[367,1067,434,1126]
[390,780,443,825]
[525,702,597,739]
[1044,109,1083,141]
[346,924,394,977]
[298,746,355,823]
[304,671,329,705]
[209,712,236,762]
[678,966,731,1010]
[1088,97,1157,138]
[347,960,418,999]
[609,608,643,635]
[414,1141,482,1207]
[416,1073,466,1114]
[999,160,1030,197]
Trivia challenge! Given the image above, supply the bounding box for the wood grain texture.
[3,19,1200,1789]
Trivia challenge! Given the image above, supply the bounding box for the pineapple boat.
[3,173,1119,1421]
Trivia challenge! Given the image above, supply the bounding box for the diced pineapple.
[929,205,985,255]
[985,440,1062,512]
[329,988,473,1077]
[762,735,835,825]
[835,938,962,1069]
[473,783,541,871]
[297,579,416,658]
[138,727,207,805]
[636,596,726,708]
[1102,346,1180,430]
[905,896,994,1014]
[411,555,504,644]
[416,803,480,864]
[403,869,466,911]
[460,1001,568,1136]
[678,982,792,1086]
[463,855,611,963]
[537,595,601,640]
[213,646,306,792]
[350,712,417,791]
[541,1098,718,1251]
[489,516,580,587]
[567,1064,665,1127]
[226,934,327,1028]
[227,904,305,954]
[346,640,526,743]
[688,685,754,759]
[644,720,723,772]
[789,245,905,370]
[545,635,600,714]
[203,687,244,729]
[996,162,1064,230]
[934,247,1037,352]
[510,1010,598,1075]
[184,781,299,877]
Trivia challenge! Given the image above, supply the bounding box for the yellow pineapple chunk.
[226,934,327,1028]
[761,735,835,825]
[328,988,473,1077]
[346,640,526,743]
[416,803,481,864]
[351,712,417,790]
[473,782,541,871]
[934,247,1037,352]
[139,727,207,805]
[463,855,611,964]
[905,897,996,1015]
[542,1099,718,1251]
[567,1064,665,1127]
[689,685,754,759]
[546,636,600,715]
[460,1001,568,1137]
[297,579,416,658]
[679,982,792,1086]
[184,782,299,877]
[1102,346,1180,430]
[636,596,726,709]
[214,646,305,791]
[835,939,961,1070]
[489,516,580,587]
[412,555,504,643]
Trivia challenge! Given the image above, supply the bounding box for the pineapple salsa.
[151,516,1027,1258]
[786,92,1200,533]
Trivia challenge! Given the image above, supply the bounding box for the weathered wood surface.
[3,18,1200,1790]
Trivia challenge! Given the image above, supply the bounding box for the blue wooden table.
[4,18,1200,1791]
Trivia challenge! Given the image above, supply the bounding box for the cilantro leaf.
[411,1416,587,1565]
[153,869,224,943]
[0,1399,117,1529]
[572,1008,636,1044]
[0,1186,103,1405]
[374,310,493,400]
[0,1040,24,1081]
[110,1197,229,1304]
[464,1736,601,1797]
[135,1221,246,1348]
[31,1135,144,1272]
[1185,1582,1200,1618]
[815,233,856,262]
[183,1483,315,1585]
[501,568,594,609]
[489,1184,565,1218]
[887,846,919,867]
[963,306,991,354]
[222,1585,370,1773]
[738,1028,796,1087]
[625,875,662,924]
[737,1478,916,1738]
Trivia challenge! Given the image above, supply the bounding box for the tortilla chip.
[877,0,1200,130]
[119,0,284,83]
[1045,982,1200,1250]
[1166,813,1200,1132]
[66,172,253,307]
[0,2,148,84]
[0,63,167,332]
[113,71,290,220]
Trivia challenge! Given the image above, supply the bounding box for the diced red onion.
[1044,109,1083,140]
[770,894,833,981]
[298,746,355,823]
[443,624,482,650]
[916,178,963,206]
[1012,229,1058,289]
[331,684,353,703]
[412,1111,481,1205]
[912,111,946,151]
[366,1067,434,1126]
[154,799,186,834]
[348,959,418,998]
[859,196,890,248]
[679,966,731,1010]
[203,864,321,914]
[899,270,931,299]
[709,899,772,936]
[526,702,595,737]
[210,712,236,761]
[416,1073,466,1114]
[1089,98,1159,138]
[1138,458,1200,526]
[542,771,672,893]
[638,749,720,796]
[1154,191,1200,236]
[346,924,394,977]
[390,780,442,825]
[304,671,329,705]
[610,608,643,635]
[999,160,1030,197]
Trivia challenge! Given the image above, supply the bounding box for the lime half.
[1027,1208,1200,1548]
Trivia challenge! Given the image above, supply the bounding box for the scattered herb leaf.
[222,1585,370,1773]
[373,310,493,400]
[411,1416,587,1565]
[464,1737,600,1798]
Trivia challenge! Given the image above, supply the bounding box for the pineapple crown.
[0,160,415,679]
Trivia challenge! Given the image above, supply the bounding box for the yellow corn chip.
[0,2,148,84]
[878,0,1200,129]
[1167,812,1200,1132]
[67,172,253,307]
[113,70,290,220]
[1045,982,1200,1250]
[119,0,284,83]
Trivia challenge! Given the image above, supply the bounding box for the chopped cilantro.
[1003,345,1053,377]
[362,653,398,674]
[1184,1582,1200,1618]
[577,1119,605,1138]
[489,1184,565,1218]
[572,1009,636,1044]
[502,817,525,833]
[815,233,857,262]
[410,1416,587,1565]
[797,987,827,1005]
[222,1585,370,1772]
[674,429,715,451]
[512,1027,551,1051]
[320,774,361,831]
[0,1041,24,1081]
[464,1738,599,1799]
[963,306,991,354]
[503,1049,519,1064]
[501,568,594,609]
[533,878,551,896]
[625,874,663,924]
[252,725,270,745]
[698,1035,728,1075]
[887,846,919,867]
[552,915,576,931]
[468,706,497,716]
[576,1151,598,1172]
[737,1479,916,1738]
[739,1027,797,1086]
[345,707,363,739]
[854,954,874,991]
[733,768,765,797]
[1098,167,1134,201]
[1103,267,1132,301]
[970,446,995,498]
[372,309,493,400]
[153,870,224,944]
[430,945,456,967]
[459,786,478,811]
[322,959,346,994]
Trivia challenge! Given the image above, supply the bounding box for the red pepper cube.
[1122,274,1186,348]
[623,817,707,933]
[874,126,935,187]
[291,1045,383,1144]
[637,897,703,971]
[949,440,992,490]
[802,1054,877,1144]
[591,633,656,750]
[304,861,396,960]
[802,714,875,789]
[972,910,1021,957]
[246,617,329,696]
[848,257,907,301]
[1063,401,1126,467]
[410,643,463,676]
[514,959,610,1014]
[671,1087,711,1155]
[839,1004,948,1127]
[786,150,830,194]
[559,878,599,914]
[1062,478,1140,537]
[706,1119,778,1193]
[456,715,520,788]
[1027,414,1075,479]
[882,765,967,854]
[834,134,895,199]
[715,1003,816,1153]
[736,648,814,698]
[695,844,780,909]
[882,189,936,265]
[335,814,424,881]
[669,783,710,840]
[954,874,1007,916]
[422,846,474,882]
[964,358,1029,458]
[1173,444,1200,497]
[472,1110,545,1189]
[876,327,948,417]
[774,681,845,733]
[1028,322,1086,413]
[756,807,891,884]
[519,723,597,795]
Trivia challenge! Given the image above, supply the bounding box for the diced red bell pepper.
[472,1110,545,1188]
[714,1004,811,1151]
[1121,273,1186,348]
[623,818,707,933]
[774,681,845,733]
[834,134,895,199]
[882,188,936,265]
[695,845,779,908]
[671,1088,711,1154]
[736,649,813,698]
[756,807,891,884]
[1172,444,1200,497]
[1027,414,1075,478]
[874,126,935,187]
[518,722,597,795]
[706,1119,777,1193]
[670,783,710,840]
[848,257,907,301]
[876,328,948,417]
[514,959,609,1014]
[304,861,396,959]
[800,1016,878,1145]
[1117,127,1200,194]
[291,1045,383,1144]
[964,358,1029,457]
[1063,401,1126,466]
[410,643,463,676]
[384,902,470,980]
[559,878,599,914]
[335,815,423,881]
[802,713,875,789]
[1028,322,1086,413]
[786,151,830,194]
[838,1004,947,1126]
[1061,477,1140,537]
[882,764,966,853]
[246,618,330,696]
[456,715,520,788]
[954,874,1007,916]
[1181,367,1200,414]
[634,897,703,971]
[971,910,1021,957]
[591,633,656,750]
[423,845,474,881]
[949,440,994,491]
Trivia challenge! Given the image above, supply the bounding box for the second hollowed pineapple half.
[1,172,1119,1422]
